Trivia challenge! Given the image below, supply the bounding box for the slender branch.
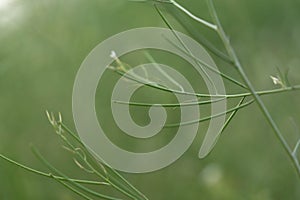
[58,122,148,200]
[113,68,300,98]
[165,98,254,127]
[49,174,94,200]
[31,146,123,200]
[163,35,247,89]
[206,0,300,176]
[0,154,108,185]
[154,2,233,63]
[144,51,185,92]
[79,156,138,200]
[154,5,247,89]
[220,97,245,132]
[46,112,146,200]
[138,0,218,30]
[113,97,226,107]
[169,0,217,30]
[57,128,139,200]
[153,5,219,95]
[107,168,149,200]
[199,97,246,158]
[293,139,300,157]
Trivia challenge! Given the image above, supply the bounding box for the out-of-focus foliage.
[0,0,300,199]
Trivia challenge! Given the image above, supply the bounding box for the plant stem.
[154,5,246,89]
[59,122,147,200]
[114,69,300,98]
[0,154,108,185]
[199,97,246,158]
[161,4,233,64]
[169,0,217,30]
[31,146,123,200]
[113,97,225,107]
[165,98,254,127]
[206,0,300,176]
[49,174,94,200]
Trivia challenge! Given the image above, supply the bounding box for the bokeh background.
[1,0,300,199]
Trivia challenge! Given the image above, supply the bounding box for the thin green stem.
[49,174,94,200]
[199,97,246,158]
[31,146,123,200]
[108,169,149,200]
[59,122,147,200]
[113,97,225,107]
[154,5,246,89]
[154,5,218,95]
[169,0,217,30]
[144,51,185,92]
[146,0,217,30]
[45,113,144,200]
[164,36,247,89]
[157,3,233,64]
[293,139,300,156]
[113,68,300,98]
[83,158,138,200]
[165,98,254,127]
[0,154,108,185]
[206,0,300,176]
[59,134,138,200]
[220,97,245,133]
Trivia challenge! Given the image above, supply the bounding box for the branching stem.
[0,154,108,185]
[206,0,300,176]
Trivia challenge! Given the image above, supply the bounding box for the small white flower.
[270,76,282,85]
[110,50,117,59]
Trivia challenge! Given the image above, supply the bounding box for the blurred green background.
[1,0,300,199]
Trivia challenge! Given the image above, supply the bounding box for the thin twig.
[112,68,300,98]
[58,122,147,200]
[153,5,219,94]
[31,146,123,200]
[49,173,94,200]
[113,97,226,107]
[169,0,217,30]
[199,97,246,158]
[0,154,108,185]
[165,98,254,127]
[206,0,300,176]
